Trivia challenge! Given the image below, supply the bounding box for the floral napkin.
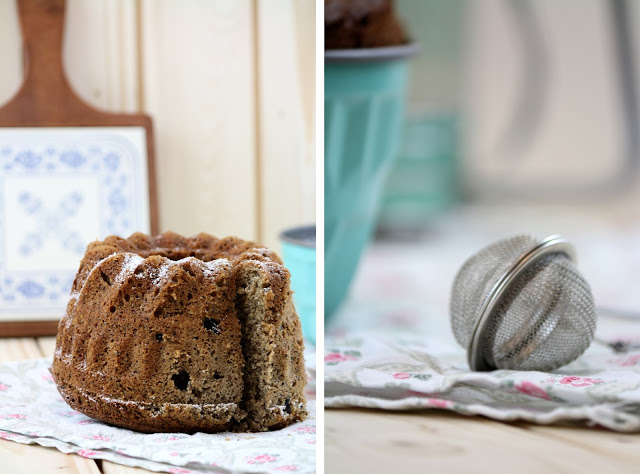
[0,349,316,474]
[325,225,640,432]
[325,330,640,431]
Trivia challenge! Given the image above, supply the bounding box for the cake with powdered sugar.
[51,232,307,433]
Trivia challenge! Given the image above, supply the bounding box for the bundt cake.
[52,232,307,433]
[325,0,409,50]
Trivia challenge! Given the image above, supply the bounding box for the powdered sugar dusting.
[61,294,79,329]
[67,253,232,306]
[61,253,142,328]
[73,385,238,415]
[152,263,170,287]
[171,256,230,277]
[201,258,231,277]
[148,257,231,287]
[270,401,304,418]
[114,254,145,285]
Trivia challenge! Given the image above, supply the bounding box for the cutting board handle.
[19,0,67,89]
[0,0,106,125]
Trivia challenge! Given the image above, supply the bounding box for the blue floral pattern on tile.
[15,151,42,169]
[16,281,45,299]
[0,130,149,317]
[59,151,86,168]
[16,191,85,257]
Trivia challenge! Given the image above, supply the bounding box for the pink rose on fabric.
[307,439,316,444]
[77,420,95,425]
[295,425,316,434]
[514,381,552,400]
[168,469,190,474]
[559,376,604,388]
[90,435,110,441]
[425,398,454,409]
[170,452,180,456]
[0,384,8,391]
[393,372,410,380]
[324,352,357,363]
[6,414,26,420]
[247,454,279,464]
[0,432,13,440]
[77,449,99,458]
[620,355,640,367]
[275,466,298,471]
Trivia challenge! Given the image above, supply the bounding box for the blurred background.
[381,0,640,231]
[329,0,640,330]
[0,0,316,252]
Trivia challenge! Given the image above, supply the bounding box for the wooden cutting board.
[0,0,158,337]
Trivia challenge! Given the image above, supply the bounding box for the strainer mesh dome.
[450,235,597,371]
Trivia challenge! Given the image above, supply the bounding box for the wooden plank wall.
[0,0,315,251]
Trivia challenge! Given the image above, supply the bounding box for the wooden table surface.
[325,407,640,473]
[0,337,151,474]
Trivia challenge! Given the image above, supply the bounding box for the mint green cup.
[379,107,461,231]
[325,44,418,320]
[280,225,316,344]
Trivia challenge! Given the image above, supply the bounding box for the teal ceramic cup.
[280,225,316,344]
[379,107,460,231]
[325,44,418,320]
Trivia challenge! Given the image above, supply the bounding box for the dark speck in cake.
[171,371,190,391]
[203,317,221,334]
[100,271,112,286]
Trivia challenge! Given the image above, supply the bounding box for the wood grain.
[0,338,42,361]
[103,462,155,474]
[36,336,57,358]
[0,0,22,106]
[0,321,60,339]
[528,424,640,465]
[0,440,101,474]
[141,0,258,240]
[64,0,140,113]
[255,0,316,250]
[326,408,640,473]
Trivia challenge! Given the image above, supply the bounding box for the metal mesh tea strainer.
[450,235,597,372]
